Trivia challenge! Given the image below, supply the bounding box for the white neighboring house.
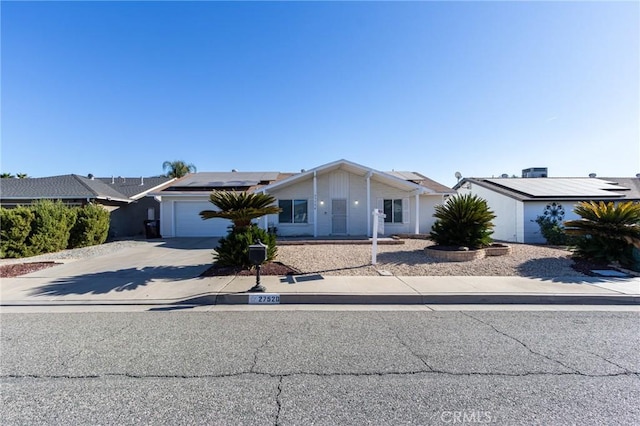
[150,159,455,238]
[453,176,640,243]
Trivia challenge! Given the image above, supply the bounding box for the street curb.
[214,293,640,306]
[2,293,639,307]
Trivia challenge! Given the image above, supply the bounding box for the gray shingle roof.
[386,171,455,194]
[1,175,130,202]
[96,176,174,199]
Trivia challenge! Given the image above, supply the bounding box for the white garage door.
[174,202,231,237]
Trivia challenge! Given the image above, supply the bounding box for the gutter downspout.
[313,171,318,237]
[415,192,420,234]
[171,200,176,237]
[262,189,268,231]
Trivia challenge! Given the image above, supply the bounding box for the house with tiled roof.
[151,159,455,238]
[0,174,174,238]
[453,172,640,243]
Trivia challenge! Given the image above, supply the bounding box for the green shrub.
[534,216,572,245]
[26,200,76,256]
[430,194,496,249]
[0,206,34,258]
[69,203,110,248]
[565,201,640,270]
[533,202,572,245]
[214,224,277,269]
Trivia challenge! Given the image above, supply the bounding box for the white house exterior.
[151,159,455,238]
[258,160,453,237]
[151,171,288,238]
[454,176,640,243]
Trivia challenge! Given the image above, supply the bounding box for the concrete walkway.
[2,272,638,306]
[1,238,638,306]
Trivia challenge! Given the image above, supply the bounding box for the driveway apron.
[1,238,219,303]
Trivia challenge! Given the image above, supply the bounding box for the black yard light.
[248,239,267,292]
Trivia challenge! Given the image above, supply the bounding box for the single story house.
[0,174,174,238]
[453,175,640,243]
[151,159,455,238]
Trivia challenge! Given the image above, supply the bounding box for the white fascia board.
[370,170,429,193]
[95,196,132,203]
[146,191,211,198]
[262,159,428,194]
[129,178,177,200]
[261,159,372,192]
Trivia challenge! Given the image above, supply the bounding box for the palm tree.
[1,172,15,178]
[162,160,196,178]
[200,191,281,230]
[16,173,28,179]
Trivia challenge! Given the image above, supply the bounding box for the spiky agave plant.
[430,194,496,249]
[200,191,281,268]
[564,201,640,268]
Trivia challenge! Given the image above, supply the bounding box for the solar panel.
[386,171,424,181]
[178,172,280,187]
[486,178,627,197]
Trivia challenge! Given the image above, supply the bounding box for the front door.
[331,199,347,234]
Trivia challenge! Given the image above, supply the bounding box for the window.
[383,199,403,223]
[279,199,308,224]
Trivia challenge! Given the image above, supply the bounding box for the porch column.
[313,171,318,237]
[366,171,372,237]
[170,200,176,237]
[262,190,268,230]
[414,193,420,234]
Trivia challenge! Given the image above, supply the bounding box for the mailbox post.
[248,239,267,292]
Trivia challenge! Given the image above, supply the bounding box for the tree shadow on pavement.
[154,238,219,250]
[516,257,623,283]
[29,264,211,296]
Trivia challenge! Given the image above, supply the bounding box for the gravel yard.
[276,239,582,277]
[1,238,585,278]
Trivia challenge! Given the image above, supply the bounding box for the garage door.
[174,202,231,237]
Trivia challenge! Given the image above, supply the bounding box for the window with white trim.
[278,199,308,224]
[383,199,403,223]
[378,198,409,224]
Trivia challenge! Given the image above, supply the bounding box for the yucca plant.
[200,191,281,268]
[430,194,496,249]
[564,201,640,269]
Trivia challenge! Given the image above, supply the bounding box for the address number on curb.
[248,294,281,304]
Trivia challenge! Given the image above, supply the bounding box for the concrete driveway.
[1,238,227,304]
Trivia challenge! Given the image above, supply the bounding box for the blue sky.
[2,1,638,186]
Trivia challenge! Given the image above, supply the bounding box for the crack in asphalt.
[251,333,275,373]
[274,376,283,426]
[587,351,634,374]
[378,312,435,372]
[3,369,637,381]
[461,312,582,374]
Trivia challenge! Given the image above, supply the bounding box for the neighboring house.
[0,174,174,238]
[454,175,640,243]
[151,159,455,238]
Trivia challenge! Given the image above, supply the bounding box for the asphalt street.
[2,310,639,425]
